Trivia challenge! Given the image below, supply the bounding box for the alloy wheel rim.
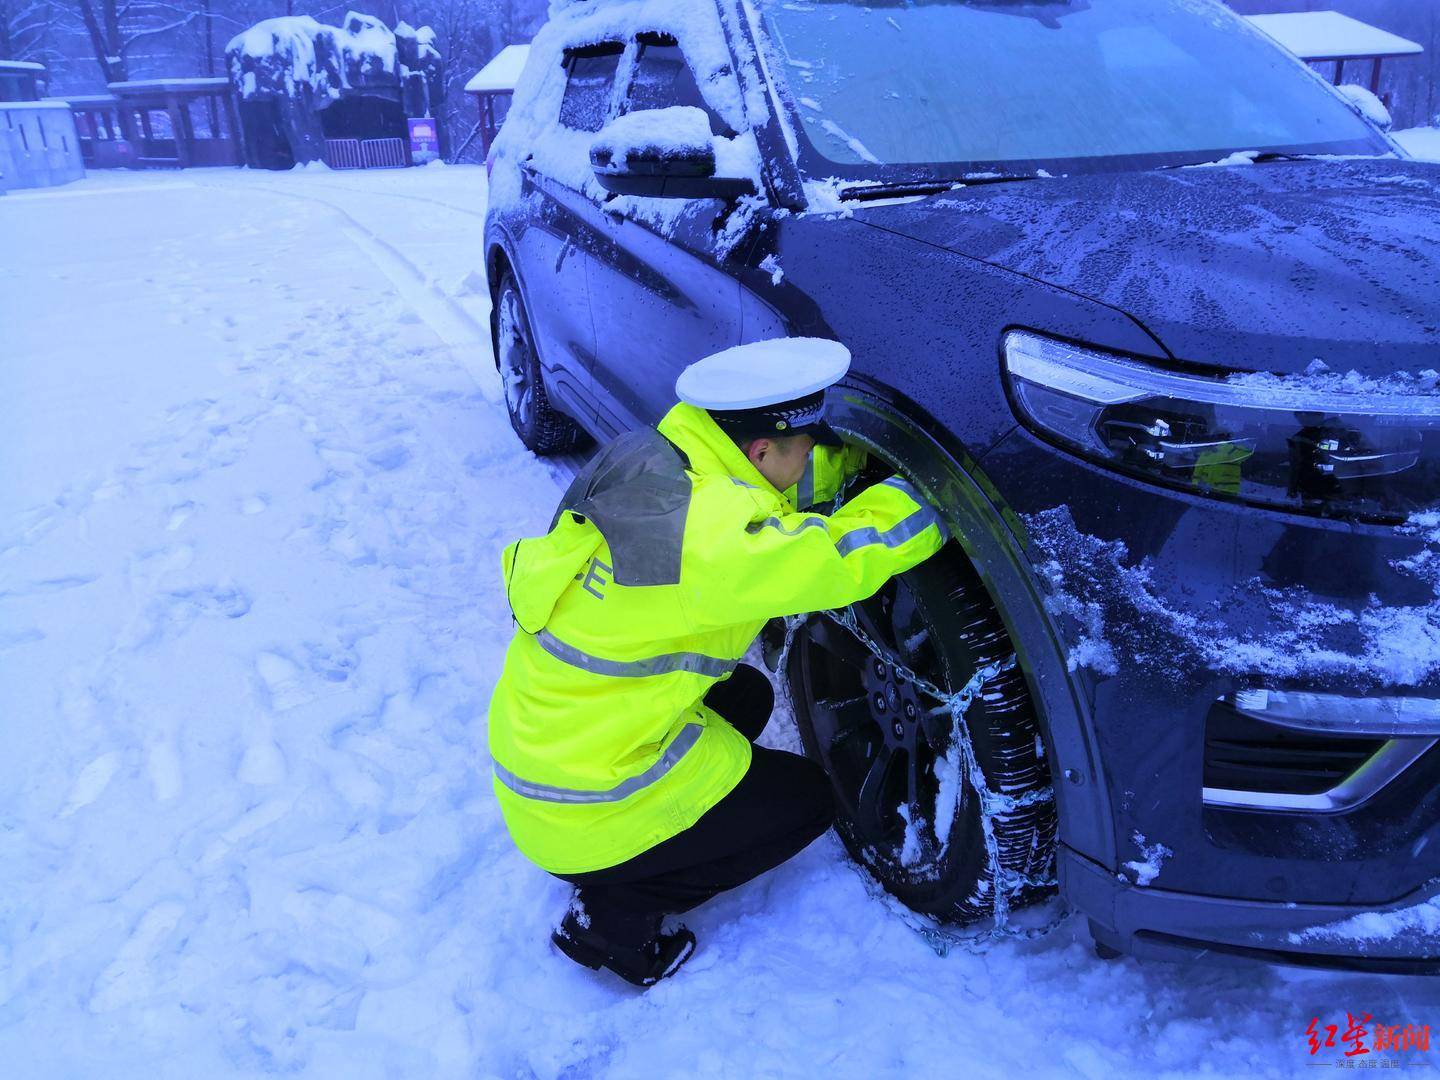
[499,288,534,426]
[798,579,972,873]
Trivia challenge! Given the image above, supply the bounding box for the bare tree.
[410,0,544,160]
[66,0,210,82]
[1,0,64,63]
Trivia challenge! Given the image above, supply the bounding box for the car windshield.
[757,0,1390,181]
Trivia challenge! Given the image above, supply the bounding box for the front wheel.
[493,270,583,456]
[787,542,1057,921]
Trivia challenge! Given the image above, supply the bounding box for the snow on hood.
[855,159,1440,378]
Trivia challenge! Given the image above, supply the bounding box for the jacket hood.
[504,406,786,632]
[502,513,602,634]
[853,158,1440,376]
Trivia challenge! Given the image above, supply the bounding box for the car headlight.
[1003,331,1440,522]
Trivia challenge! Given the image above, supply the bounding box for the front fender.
[824,385,1117,874]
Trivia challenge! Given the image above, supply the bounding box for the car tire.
[493,269,584,456]
[787,539,1057,921]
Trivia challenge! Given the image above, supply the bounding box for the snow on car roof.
[465,45,530,93]
[1244,12,1424,62]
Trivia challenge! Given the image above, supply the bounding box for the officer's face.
[747,434,816,492]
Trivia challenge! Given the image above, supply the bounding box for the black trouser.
[555,664,836,946]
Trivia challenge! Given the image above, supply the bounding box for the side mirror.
[590,106,756,200]
[1337,84,1393,132]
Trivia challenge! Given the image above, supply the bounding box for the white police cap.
[675,338,851,411]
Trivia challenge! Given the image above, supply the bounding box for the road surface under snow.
[2,164,1438,1079]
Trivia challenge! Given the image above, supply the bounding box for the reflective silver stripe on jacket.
[796,457,816,509]
[834,478,949,555]
[747,477,947,553]
[746,515,828,537]
[536,629,736,679]
[493,723,704,804]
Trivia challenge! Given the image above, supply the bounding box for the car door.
[509,41,625,427]
[583,32,756,434]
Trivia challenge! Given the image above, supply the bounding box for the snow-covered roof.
[107,77,232,93]
[465,45,529,94]
[0,60,45,72]
[1244,12,1424,62]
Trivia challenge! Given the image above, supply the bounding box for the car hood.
[854,159,1440,376]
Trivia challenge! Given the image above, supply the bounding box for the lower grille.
[1203,698,1385,797]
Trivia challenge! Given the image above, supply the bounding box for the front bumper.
[1063,845,1440,973]
[977,424,1440,964]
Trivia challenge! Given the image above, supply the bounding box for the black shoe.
[551,910,696,988]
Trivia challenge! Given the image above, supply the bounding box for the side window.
[625,33,729,136]
[559,43,624,132]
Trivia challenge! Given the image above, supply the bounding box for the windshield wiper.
[1161,150,1323,171]
[839,174,1039,202]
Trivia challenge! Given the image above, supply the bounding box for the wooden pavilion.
[463,45,529,159]
[1244,11,1424,104]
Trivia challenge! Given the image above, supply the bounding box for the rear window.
[559,43,623,132]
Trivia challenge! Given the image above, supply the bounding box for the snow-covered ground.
[1398,125,1440,164]
[3,165,1438,1078]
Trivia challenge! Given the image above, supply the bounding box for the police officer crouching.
[487,338,948,987]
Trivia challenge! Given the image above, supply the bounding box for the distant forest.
[2,0,1436,161]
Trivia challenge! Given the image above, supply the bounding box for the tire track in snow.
[207,176,596,490]
[246,173,492,222]
[222,179,503,406]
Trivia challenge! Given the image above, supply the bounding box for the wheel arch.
[825,383,1118,873]
[485,236,515,371]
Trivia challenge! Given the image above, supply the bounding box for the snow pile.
[1397,126,1440,164]
[1025,504,1440,687]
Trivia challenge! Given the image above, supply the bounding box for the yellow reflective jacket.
[486,403,947,874]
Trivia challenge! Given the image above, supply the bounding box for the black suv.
[484,0,1440,972]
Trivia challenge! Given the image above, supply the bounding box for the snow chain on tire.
[779,609,1068,955]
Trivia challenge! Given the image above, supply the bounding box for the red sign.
[1306,1013,1432,1064]
[408,118,439,164]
